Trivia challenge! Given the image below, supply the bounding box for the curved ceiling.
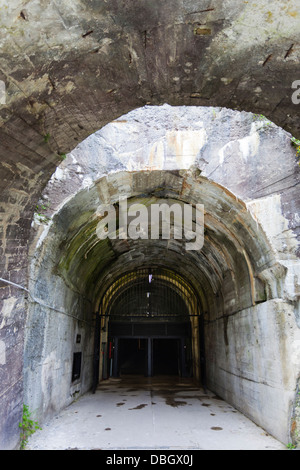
[31,170,279,323]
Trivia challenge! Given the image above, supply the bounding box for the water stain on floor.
[165,398,187,408]
[129,404,148,410]
[26,377,287,451]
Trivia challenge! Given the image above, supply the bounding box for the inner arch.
[24,105,300,446]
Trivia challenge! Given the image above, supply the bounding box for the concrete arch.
[20,106,300,448]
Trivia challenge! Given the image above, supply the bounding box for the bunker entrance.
[96,268,200,383]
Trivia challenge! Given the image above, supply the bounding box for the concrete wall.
[23,245,95,425]
[23,294,94,425]
[206,300,300,444]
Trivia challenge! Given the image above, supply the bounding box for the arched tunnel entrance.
[95,268,200,384]
[1,0,300,450]
[23,106,300,448]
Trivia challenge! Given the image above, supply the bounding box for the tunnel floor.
[27,376,286,450]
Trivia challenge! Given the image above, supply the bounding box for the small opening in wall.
[72,352,82,382]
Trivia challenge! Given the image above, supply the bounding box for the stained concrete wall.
[23,287,94,425]
[206,300,300,444]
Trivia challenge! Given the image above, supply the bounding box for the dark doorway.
[153,338,179,375]
[112,335,189,378]
[72,352,82,382]
[119,338,147,375]
[98,268,203,383]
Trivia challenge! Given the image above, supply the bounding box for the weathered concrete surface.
[206,300,300,444]
[0,1,299,449]
[22,106,300,449]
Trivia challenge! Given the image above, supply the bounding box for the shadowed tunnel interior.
[116,338,182,376]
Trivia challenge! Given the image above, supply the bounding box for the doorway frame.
[111,335,189,378]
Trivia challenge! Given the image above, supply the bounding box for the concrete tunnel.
[21,105,300,447]
[1,1,300,450]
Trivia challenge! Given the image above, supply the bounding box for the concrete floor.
[27,376,286,451]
